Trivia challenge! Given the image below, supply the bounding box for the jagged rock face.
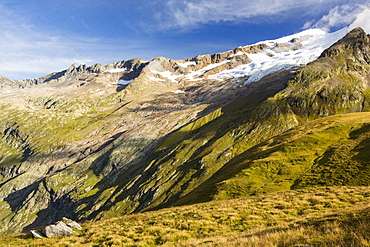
[233,43,269,54]
[0,76,21,91]
[203,54,252,76]
[0,28,370,235]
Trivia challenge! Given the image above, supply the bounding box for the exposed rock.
[271,41,302,53]
[30,218,81,238]
[233,43,269,54]
[86,63,106,73]
[203,54,252,76]
[190,51,233,69]
[30,230,45,238]
[1,122,33,160]
[62,217,82,230]
[320,27,370,60]
[147,56,184,74]
[43,221,73,238]
[0,75,28,90]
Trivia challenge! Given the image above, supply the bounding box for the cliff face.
[0,28,370,235]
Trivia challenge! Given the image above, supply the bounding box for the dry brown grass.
[1,186,370,246]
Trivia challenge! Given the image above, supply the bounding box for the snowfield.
[208,28,348,84]
[139,27,350,85]
[107,67,128,73]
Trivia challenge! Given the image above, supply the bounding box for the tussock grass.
[1,186,370,246]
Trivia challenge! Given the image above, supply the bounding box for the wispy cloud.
[0,3,157,80]
[155,0,368,30]
[302,4,368,31]
[348,5,370,33]
[0,5,93,79]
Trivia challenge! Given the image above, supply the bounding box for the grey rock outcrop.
[233,43,269,54]
[30,230,45,238]
[62,217,82,230]
[43,221,73,237]
[35,218,82,238]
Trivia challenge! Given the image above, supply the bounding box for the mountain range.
[1,24,370,241]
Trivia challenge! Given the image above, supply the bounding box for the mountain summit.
[1,27,370,235]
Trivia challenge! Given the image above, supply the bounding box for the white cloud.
[303,4,368,32]
[0,3,158,80]
[0,5,93,79]
[159,0,368,29]
[348,6,370,34]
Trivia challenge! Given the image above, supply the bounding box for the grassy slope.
[2,112,370,246]
[1,186,369,247]
[0,106,370,246]
[85,70,293,220]
[177,112,370,204]
[0,68,254,234]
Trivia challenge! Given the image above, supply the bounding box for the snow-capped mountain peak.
[131,27,350,86]
[208,28,348,84]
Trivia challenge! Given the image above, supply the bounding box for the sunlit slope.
[178,112,370,203]
[1,186,370,246]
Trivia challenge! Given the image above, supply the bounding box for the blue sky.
[1,0,369,80]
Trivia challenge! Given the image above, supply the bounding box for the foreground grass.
[1,186,370,246]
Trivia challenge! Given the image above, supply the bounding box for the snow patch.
[184,59,230,80]
[107,67,128,73]
[151,70,182,83]
[174,90,185,94]
[177,61,197,68]
[116,79,132,85]
[149,77,165,82]
[229,51,245,58]
[348,7,370,34]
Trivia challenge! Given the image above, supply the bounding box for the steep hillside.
[1,185,370,246]
[0,27,369,235]
[0,58,250,234]
[179,112,370,203]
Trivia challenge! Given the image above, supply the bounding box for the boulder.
[43,221,73,238]
[31,217,82,238]
[62,217,82,230]
[30,230,45,238]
